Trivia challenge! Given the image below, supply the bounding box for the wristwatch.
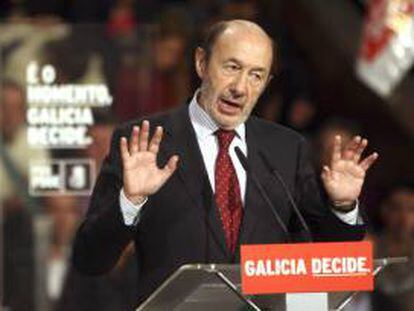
[330,199,358,213]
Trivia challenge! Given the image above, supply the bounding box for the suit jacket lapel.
[165,105,231,259]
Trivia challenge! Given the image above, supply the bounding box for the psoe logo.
[29,159,95,196]
[29,162,61,193]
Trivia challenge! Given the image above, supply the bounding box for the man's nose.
[230,72,248,98]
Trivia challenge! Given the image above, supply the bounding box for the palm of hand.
[123,151,167,197]
[323,159,365,203]
[120,121,179,202]
[321,135,378,206]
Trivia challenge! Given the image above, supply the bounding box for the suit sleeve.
[293,137,367,241]
[72,126,138,275]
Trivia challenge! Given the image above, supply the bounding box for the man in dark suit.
[72,20,378,306]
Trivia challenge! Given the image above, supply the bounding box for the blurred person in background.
[56,119,138,311]
[220,0,260,21]
[373,182,414,311]
[285,95,317,135]
[57,242,138,311]
[114,21,191,121]
[44,195,82,307]
[254,89,283,123]
[273,25,321,137]
[0,79,50,206]
[344,183,414,311]
[107,0,137,38]
[2,207,35,311]
[0,80,46,310]
[252,76,283,122]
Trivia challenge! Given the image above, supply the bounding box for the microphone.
[234,147,291,242]
[258,151,313,242]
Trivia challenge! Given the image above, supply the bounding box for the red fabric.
[214,130,243,254]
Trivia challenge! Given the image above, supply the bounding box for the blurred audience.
[114,22,190,121]
[57,243,138,311]
[0,79,49,209]
[44,196,82,307]
[107,0,137,39]
[253,78,283,122]
[344,183,414,311]
[373,182,414,311]
[52,120,138,311]
[220,1,260,21]
[1,80,41,310]
[286,96,317,134]
[2,203,35,311]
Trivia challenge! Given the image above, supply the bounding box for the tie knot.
[216,129,236,151]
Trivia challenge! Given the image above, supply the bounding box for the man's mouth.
[217,98,242,115]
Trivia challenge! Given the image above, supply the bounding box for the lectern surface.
[136,258,407,311]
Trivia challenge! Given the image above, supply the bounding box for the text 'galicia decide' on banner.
[241,241,373,294]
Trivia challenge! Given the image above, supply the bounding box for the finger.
[343,136,361,161]
[353,138,368,163]
[130,126,140,154]
[360,152,379,171]
[321,165,332,181]
[331,135,342,166]
[139,120,150,151]
[148,126,163,154]
[120,137,130,160]
[162,155,179,178]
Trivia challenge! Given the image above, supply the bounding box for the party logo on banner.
[29,159,95,196]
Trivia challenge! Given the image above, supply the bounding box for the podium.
[136,257,407,311]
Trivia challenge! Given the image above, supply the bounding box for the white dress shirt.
[119,92,360,226]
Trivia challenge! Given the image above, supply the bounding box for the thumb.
[161,155,179,179]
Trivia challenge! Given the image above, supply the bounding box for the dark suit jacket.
[72,103,366,306]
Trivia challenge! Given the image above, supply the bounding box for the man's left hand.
[321,135,378,211]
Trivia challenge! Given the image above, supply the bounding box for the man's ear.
[264,74,274,89]
[195,47,207,79]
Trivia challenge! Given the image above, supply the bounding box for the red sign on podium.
[241,241,373,295]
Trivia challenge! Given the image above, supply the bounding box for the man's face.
[195,27,273,129]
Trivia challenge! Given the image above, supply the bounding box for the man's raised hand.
[120,120,179,204]
[321,135,378,211]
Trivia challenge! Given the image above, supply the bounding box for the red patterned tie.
[215,129,243,254]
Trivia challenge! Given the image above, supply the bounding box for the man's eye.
[225,64,239,71]
[251,73,263,83]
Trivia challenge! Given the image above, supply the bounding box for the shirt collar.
[189,90,245,142]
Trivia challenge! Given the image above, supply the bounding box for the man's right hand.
[120,120,179,204]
